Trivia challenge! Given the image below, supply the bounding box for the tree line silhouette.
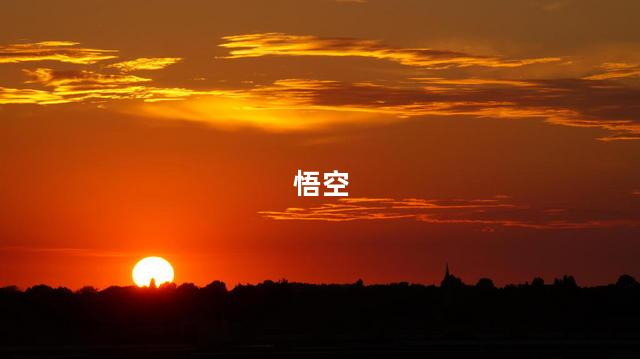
[2,270,640,357]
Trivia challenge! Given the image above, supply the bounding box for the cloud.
[219,33,561,69]
[24,68,152,87]
[106,57,182,72]
[583,62,640,80]
[286,78,640,140]
[5,67,640,140]
[259,197,640,230]
[120,75,640,139]
[0,41,117,64]
[0,86,64,104]
[0,68,228,105]
[411,77,537,87]
[223,77,640,139]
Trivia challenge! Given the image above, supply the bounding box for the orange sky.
[1,0,639,289]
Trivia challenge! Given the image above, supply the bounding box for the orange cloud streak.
[220,33,561,69]
[260,197,640,230]
[24,68,152,87]
[1,68,230,104]
[0,41,117,64]
[106,57,182,72]
[583,62,640,80]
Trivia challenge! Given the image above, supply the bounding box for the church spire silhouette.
[441,263,463,288]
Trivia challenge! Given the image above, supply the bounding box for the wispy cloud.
[118,75,640,139]
[0,41,117,64]
[0,87,63,105]
[260,197,640,230]
[106,57,182,72]
[411,77,537,88]
[234,78,640,140]
[583,62,640,80]
[0,68,229,105]
[219,33,561,69]
[0,84,227,105]
[24,68,152,87]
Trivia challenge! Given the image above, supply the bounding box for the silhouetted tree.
[160,282,177,290]
[476,278,495,289]
[76,286,98,295]
[204,280,227,294]
[616,274,638,288]
[531,277,545,287]
[0,285,19,294]
[177,282,199,294]
[553,275,577,288]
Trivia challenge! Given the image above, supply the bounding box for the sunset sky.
[1,0,639,289]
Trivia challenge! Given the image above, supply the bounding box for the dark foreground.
[2,341,640,359]
[2,274,640,358]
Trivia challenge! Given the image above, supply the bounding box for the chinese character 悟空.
[293,169,349,197]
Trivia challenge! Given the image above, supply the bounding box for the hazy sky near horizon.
[1,0,639,288]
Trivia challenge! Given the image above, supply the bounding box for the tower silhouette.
[440,263,463,288]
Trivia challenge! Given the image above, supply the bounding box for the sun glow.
[132,256,174,287]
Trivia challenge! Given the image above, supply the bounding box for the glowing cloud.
[0,41,117,64]
[106,57,182,72]
[24,68,152,87]
[119,75,640,139]
[219,33,561,69]
[1,68,228,105]
[0,87,64,104]
[583,62,640,80]
[259,197,640,229]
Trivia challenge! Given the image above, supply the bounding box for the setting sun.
[132,256,174,287]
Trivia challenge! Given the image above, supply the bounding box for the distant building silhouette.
[440,263,464,288]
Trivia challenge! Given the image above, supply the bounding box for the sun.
[132,256,174,287]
